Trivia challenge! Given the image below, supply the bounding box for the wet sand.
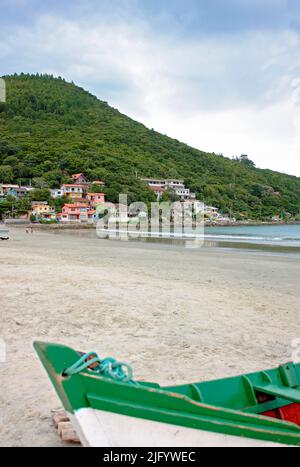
[0,228,300,446]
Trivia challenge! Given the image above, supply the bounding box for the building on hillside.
[141,178,194,200]
[149,186,166,201]
[86,192,105,208]
[141,178,166,188]
[0,185,33,198]
[71,173,88,184]
[60,203,89,223]
[1,184,19,196]
[51,188,64,199]
[15,187,32,197]
[92,180,105,187]
[87,209,98,223]
[30,202,56,220]
[62,184,84,200]
[204,206,219,218]
[3,185,33,198]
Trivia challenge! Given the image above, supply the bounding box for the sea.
[42,222,300,255]
[204,224,300,247]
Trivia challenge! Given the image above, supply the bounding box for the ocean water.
[45,223,300,253]
[204,224,300,247]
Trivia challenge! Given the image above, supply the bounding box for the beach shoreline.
[1,228,300,446]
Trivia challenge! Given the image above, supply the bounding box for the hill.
[0,73,300,220]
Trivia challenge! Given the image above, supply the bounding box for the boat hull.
[69,408,285,447]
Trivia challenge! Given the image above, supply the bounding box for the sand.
[0,228,299,446]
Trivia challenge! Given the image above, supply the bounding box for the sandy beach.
[0,228,300,447]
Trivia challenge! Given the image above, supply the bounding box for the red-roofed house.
[149,185,166,200]
[71,173,88,184]
[60,203,89,223]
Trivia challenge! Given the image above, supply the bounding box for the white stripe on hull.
[69,408,284,447]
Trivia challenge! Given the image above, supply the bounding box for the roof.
[63,184,85,188]
[63,203,88,208]
[150,186,166,192]
[92,180,105,185]
[72,173,86,179]
[87,192,105,197]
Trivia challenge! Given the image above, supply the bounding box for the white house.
[141,178,194,200]
[51,189,64,199]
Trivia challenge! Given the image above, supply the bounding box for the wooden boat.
[34,341,300,447]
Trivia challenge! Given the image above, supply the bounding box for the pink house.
[61,203,88,223]
[86,192,105,208]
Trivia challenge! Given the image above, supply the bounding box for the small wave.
[204,234,265,241]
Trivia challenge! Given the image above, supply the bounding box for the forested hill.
[0,73,300,220]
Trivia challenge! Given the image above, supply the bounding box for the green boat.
[34,342,300,447]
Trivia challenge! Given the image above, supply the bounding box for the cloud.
[1,11,300,175]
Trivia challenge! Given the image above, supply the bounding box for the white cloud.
[1,13,300,175]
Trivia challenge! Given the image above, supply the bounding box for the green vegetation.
[1,73,300,220]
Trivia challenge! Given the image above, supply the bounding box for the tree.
[0,165,14,183]
[29,188,51,202]
[161,189,180,203]
[237,155,256,168]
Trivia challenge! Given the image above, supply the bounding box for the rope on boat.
[64,352,134,383]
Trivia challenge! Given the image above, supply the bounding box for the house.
[149,186,166,201]
[165,180,191,200]
[51,189,64,199]
[71,173,88,184]
[204,206,219,218]
[30,202,56,220]
[1,184,19,196]
[141,178,194,200]
[87,209,98,223]
[0,185,33,198]
[92,180,105,187]
[60,203,89,223]
[15,187,32,197]
[62,184,84,200]
[86,192,105,208]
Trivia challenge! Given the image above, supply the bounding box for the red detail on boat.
[262,403,300,426]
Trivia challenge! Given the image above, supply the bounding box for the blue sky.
[1,0,300,175]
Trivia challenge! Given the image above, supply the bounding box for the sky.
[1,0,300,176]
